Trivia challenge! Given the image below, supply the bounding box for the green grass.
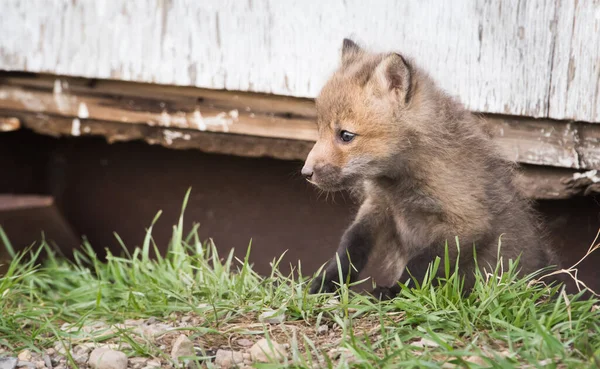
[1,191,599,368]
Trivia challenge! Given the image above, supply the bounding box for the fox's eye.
[340,130,356,142]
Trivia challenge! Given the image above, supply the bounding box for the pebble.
[17,351,32,362]
[16,362,35,369]
[52,343,68,356]
[170,334,196,368]
[128,357,148,369]
[258,310,286,324]
[214,350,244,368]
[249,339,287,363]
[236,339,253,347]
[72,353,88,365]
[317,324,328,335]
[88,348,128,369]
[143,359,161,369]
[42,356,52,369]
[73,343,95,355]
[34,361,45,369]
[134,323,172,339]
[0,358,17,369]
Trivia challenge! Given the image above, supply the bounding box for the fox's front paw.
[309,274,339,295]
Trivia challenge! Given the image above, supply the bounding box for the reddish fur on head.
[302,39,418,191]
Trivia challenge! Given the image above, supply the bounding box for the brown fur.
[304,39,558,298]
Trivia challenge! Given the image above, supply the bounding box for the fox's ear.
[341,38,361,63]
[371,53,413,104]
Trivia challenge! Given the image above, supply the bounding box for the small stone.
[42,356,52,369]
[16,362,35,369]
[48,356,62,367]
[142,359,161,369]
[317,325,328,335]
[242,353,251,360]
[170,334,196,368]
[214,350,244,368]
[135,323,172,339]
[236,339,253,347]
[53,343,69,356]
[128,357,147,369]
[258,310,286,324]
[88,348,128,369]
[0,358,17,369]
[72,353,88,365]
[17,351,32,362]
[34,361,45,369]
[249,339,286,363]
[73,344,94,355]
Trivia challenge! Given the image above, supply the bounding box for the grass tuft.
[1,192,599,368]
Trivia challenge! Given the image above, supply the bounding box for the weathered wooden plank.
[4,112,585,200]
[10,113,315,162]
[0,81,318,142]
[1,0,598,122]
[514,165,582,200]
[2,74,600,171]
[549,0,600,122]
[485,116,580,169]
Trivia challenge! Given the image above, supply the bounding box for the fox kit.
[304,39,556,299]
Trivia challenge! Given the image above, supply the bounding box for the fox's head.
[302,38,420,191]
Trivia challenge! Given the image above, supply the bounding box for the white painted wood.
[1,0,599,122]
[548,0,600,123]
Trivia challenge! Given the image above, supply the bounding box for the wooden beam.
[8,113,315,161]
[1,111,590,201]
[1,74,598,171]
[2,73,600,200]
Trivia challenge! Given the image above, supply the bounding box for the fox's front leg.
[309,219,373,294]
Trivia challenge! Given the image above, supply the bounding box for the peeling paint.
[71,118,81,136]
[191,109,207,130]
[53,79,62,94]
[163,129,191,144]
[572,169,600,183]
[53,79,73,113]
[8,89,45,111]
[2,1,598,122]
[78,102,89,118]
[159,110,171,127]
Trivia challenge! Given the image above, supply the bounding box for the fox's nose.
[301,166,314,180]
